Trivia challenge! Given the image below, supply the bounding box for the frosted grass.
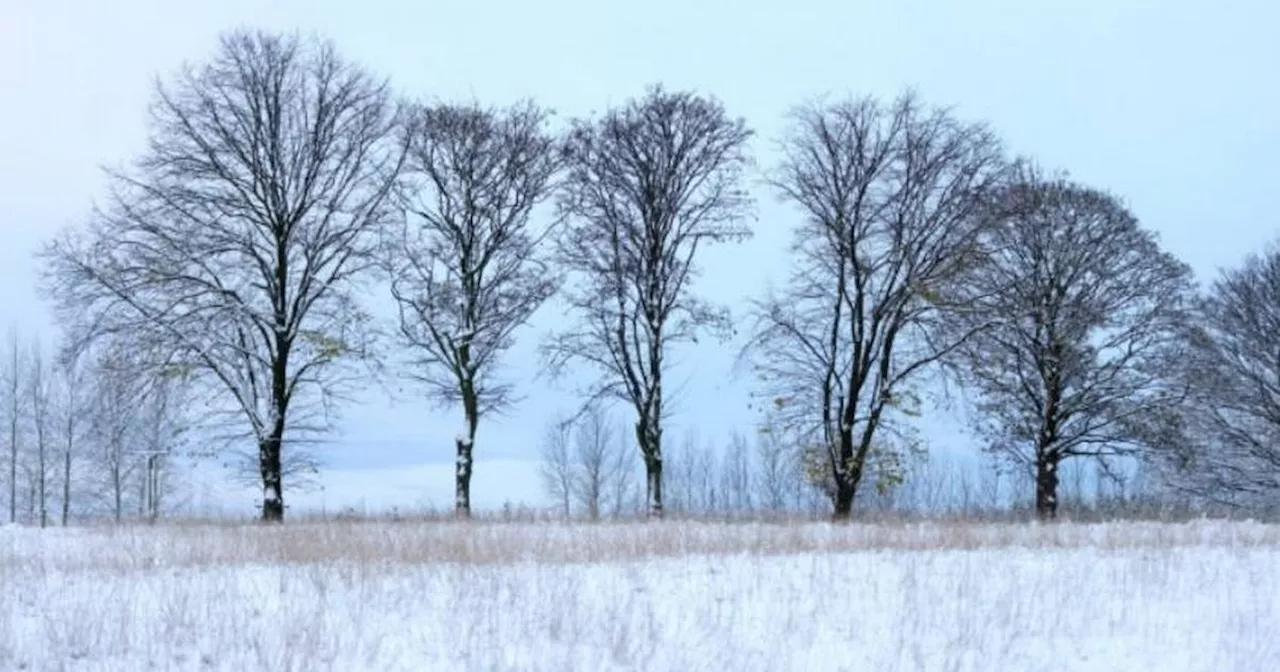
[2,519,1277,671]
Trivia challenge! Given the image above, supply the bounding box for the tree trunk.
[586,478,600,521]
[829,428,860,521]
[1036,453,1060,520]
[637,416,663,518]
[26,474,35,520]
[586,463,601,522]
[146,455,161,522]
[454,434,473,516]
[832,480,855,520]
[1036,359,1063,521]
[37,439,46,529]
[454,369,479,517]
[138,465,146,518]
[644,452,663,518]
[142,456,151,521]
[451,341,481,518]
[61,440,71,526]
[8,427,16,524]
[259,434,284,522]
[112,460,122,522]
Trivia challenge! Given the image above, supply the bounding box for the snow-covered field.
[2,519,1277,671]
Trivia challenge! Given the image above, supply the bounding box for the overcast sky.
[2,0,1277,510]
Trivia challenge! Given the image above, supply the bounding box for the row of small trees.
[540,409,1170,520]
[0,330,190,526]
[34,29,1280,523]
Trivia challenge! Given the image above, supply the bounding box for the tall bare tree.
[753,415,800,512]
[75,344,193,522]
[39,30,405,521]
[665,430,719,514]
[544,85,754,517]
[4,329,26,523]
[53,347,87,526]
[538,408,635,519]
[719,432,753,513]
[1159,240,1280,510]
[743,91,1006,519]
[84,348,153,521]
[955,165,1193,519]
[27,344,53,528]
[538,414,574,517]
[604,442,638,517]
[386,99,562,515]
[569,406,632,520]
[138,371,189,521]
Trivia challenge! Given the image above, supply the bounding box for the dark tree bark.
[39,30,404,522]
[744,91,1006,520]
[386,99,562,517]
[1036,454,1061,519]
[544,85,754,518]
[61,440,71,526]
[956,164,1194,520]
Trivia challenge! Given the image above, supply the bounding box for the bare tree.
[570,406,631,520]
[605,447,639,518]
[544,85,754,517]
[743,91,1006,519]
[665,430,720,514]
[538,414,574,517]
[663,431,696,514]
[85,349,149,521]
[132,367,190,521]
[572,409,610,520]
[753,417,798,512]
[1160,240,1280,510]
[719,432,753,513]
[39,30,405,521]
[955,165,1193,519]
[53,347,87,526]
[27,344,53,528]
[386,99,562,516]
[538,408,635,519]
[4,329,26,523]
[73,344,192,522]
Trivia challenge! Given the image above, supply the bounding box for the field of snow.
[2,518,1278,671]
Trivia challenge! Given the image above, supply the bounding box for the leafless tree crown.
[543,85,755,517]
[955,164,1194,518]
[1163,241,1280,509]
[38,30,405,520]
[744,91,1007,518]
[386,98,563,514]
[390,100,562,412]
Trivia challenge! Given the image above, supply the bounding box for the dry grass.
[4,515,1278,573]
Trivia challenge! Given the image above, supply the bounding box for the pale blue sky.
[2,0,1277,508]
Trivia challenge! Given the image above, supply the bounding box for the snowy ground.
[2,519,1278,671]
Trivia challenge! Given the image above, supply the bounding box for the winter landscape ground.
[2,517,1277,671]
